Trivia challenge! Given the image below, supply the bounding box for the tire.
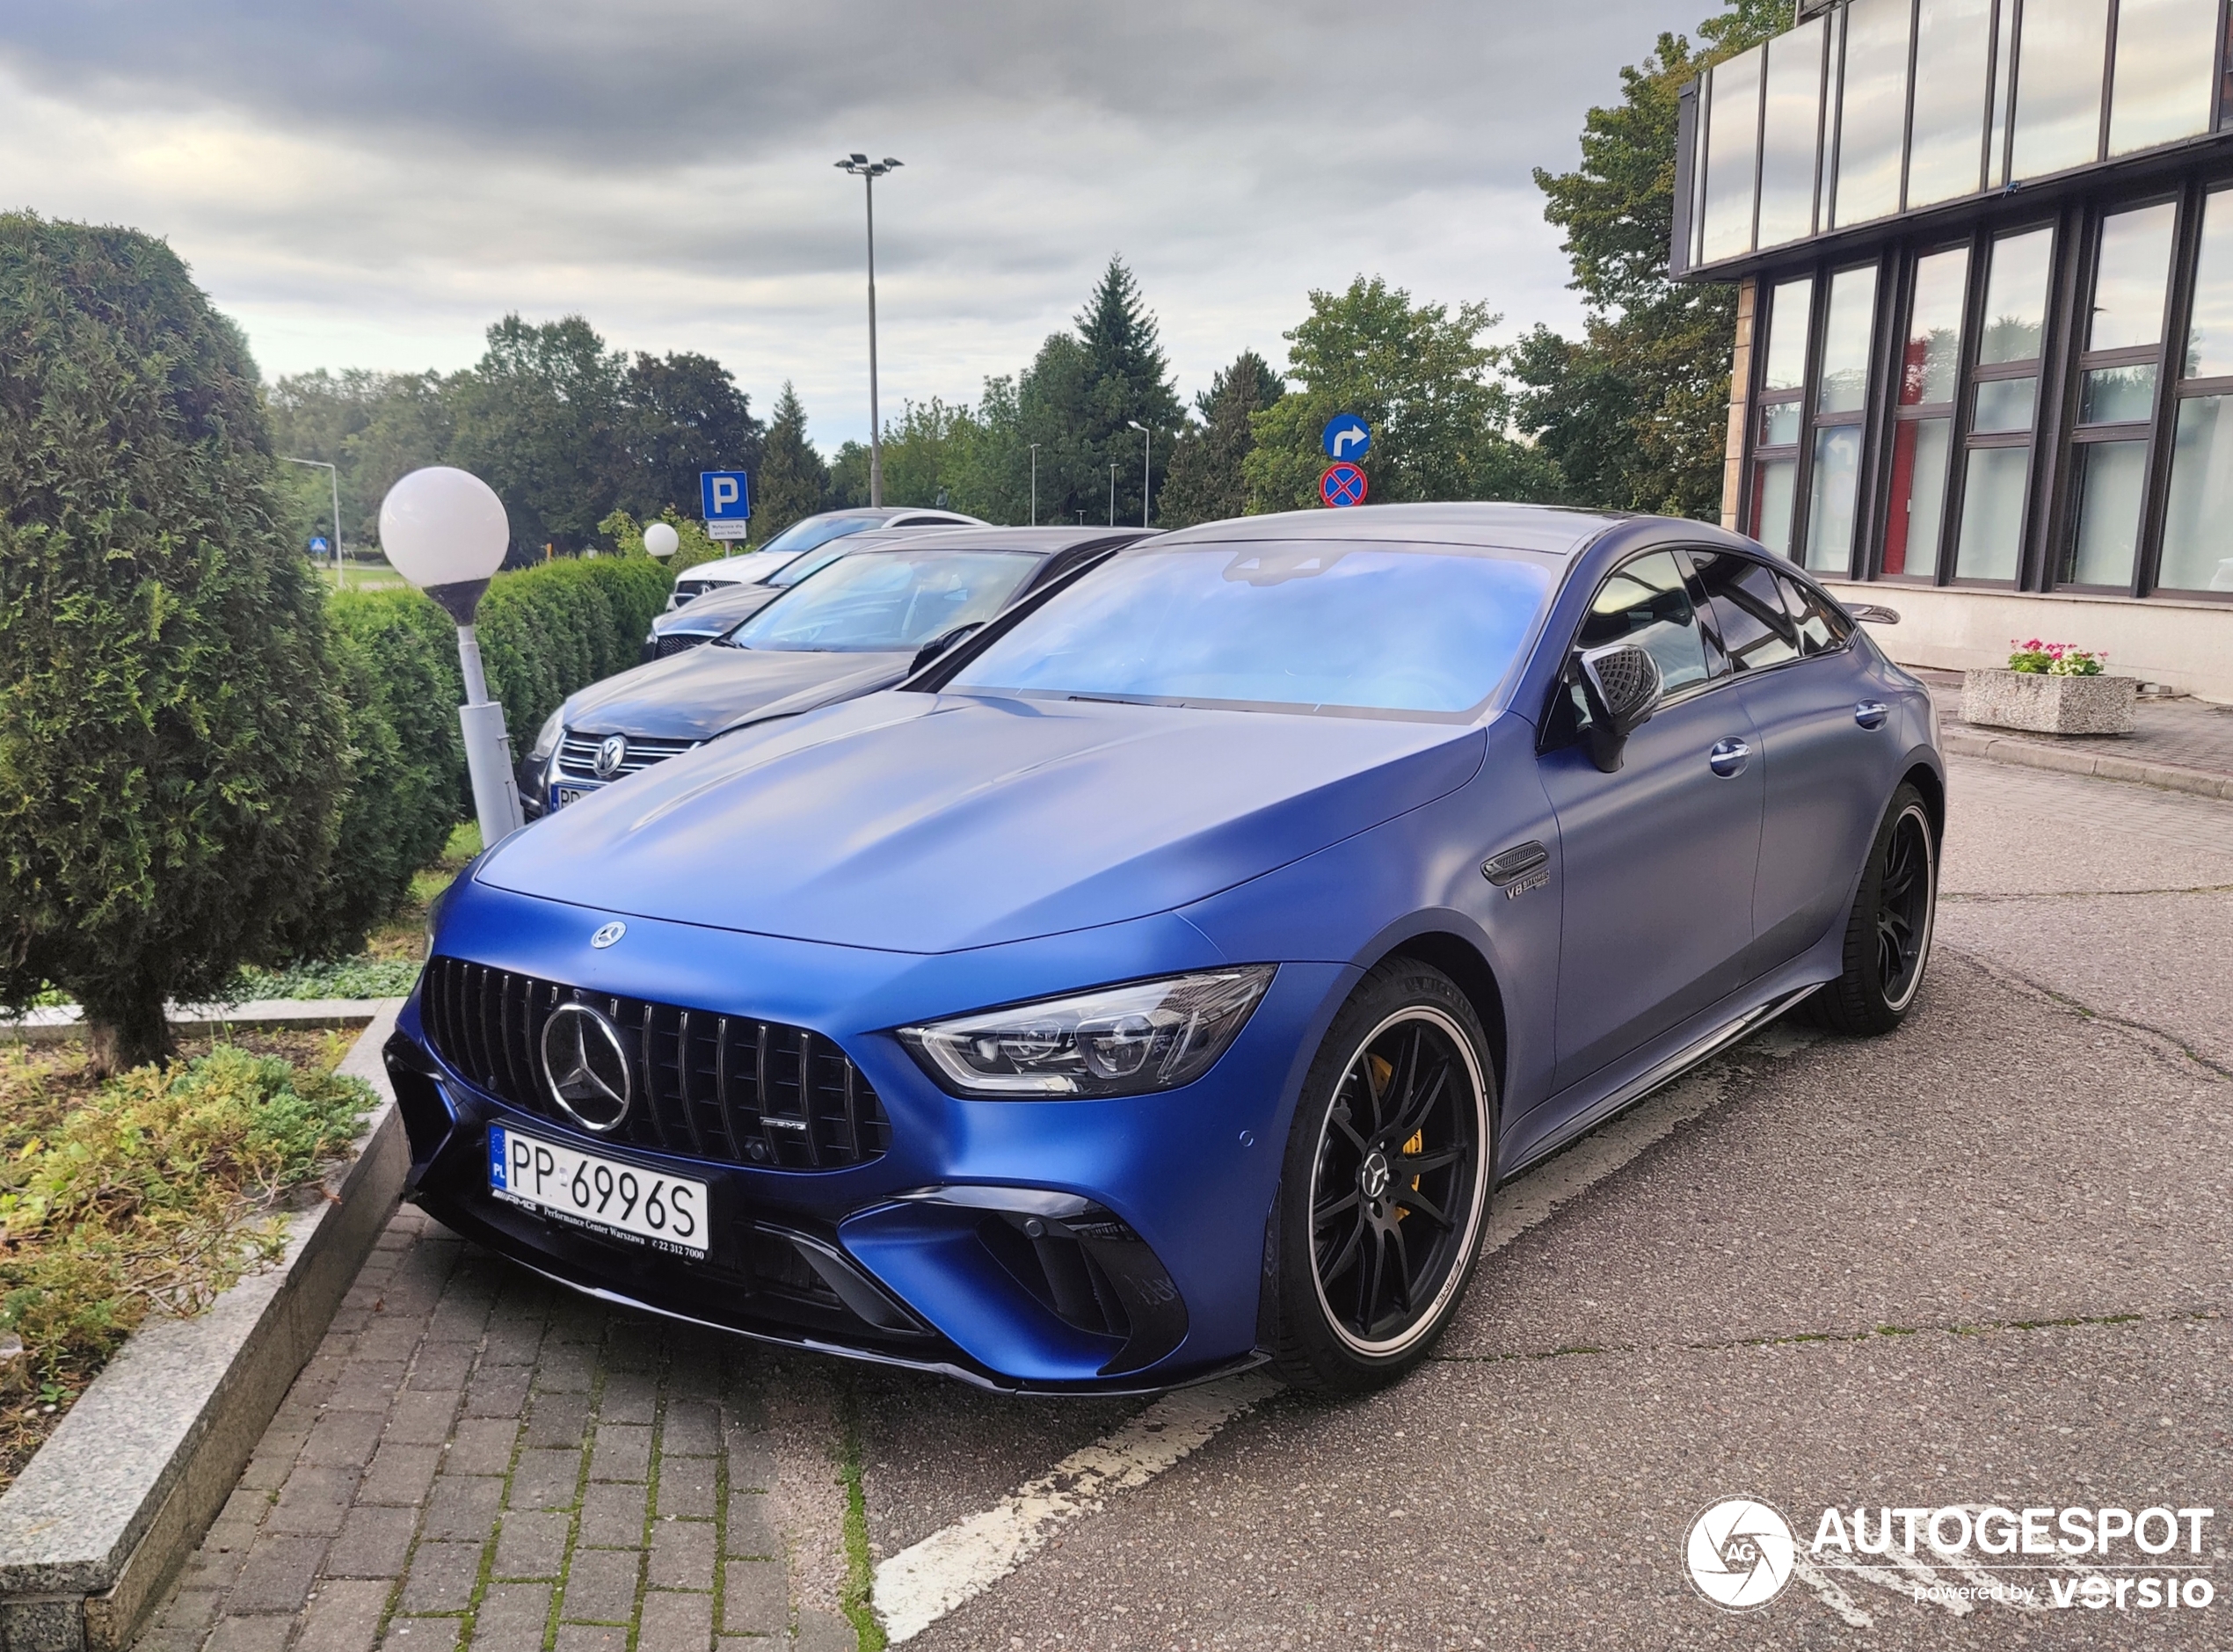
[1268,961,1496,1394]
[1811,782,1938,1036]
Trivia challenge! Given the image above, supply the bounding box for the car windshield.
[948,541,1555,717]
[755,514,887,559]
[724,549,1040,652]
[768,535,871,588]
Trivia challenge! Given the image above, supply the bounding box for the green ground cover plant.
[0,1031,371,1489]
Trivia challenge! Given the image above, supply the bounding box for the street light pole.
[281,456,345,587]
[1109,463,1117,526]
[1127,420,1153,528]
[379,466,525,847]
[1029,443,1040,527]
[835,153,902,508]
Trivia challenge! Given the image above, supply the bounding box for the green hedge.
[476,553,670,740]
[297,553,671,956]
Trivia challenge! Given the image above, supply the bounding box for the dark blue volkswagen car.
[387,505,1942,1394]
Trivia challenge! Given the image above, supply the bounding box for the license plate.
[555,787,593,810]
[488,1124,709,1258]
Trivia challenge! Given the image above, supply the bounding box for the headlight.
[898,967,1275,1099]
[529,707,565,762]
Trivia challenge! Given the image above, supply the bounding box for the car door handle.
[1708,738,1751,778]
[1854,701,1890,730]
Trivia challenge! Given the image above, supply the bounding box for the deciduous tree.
[1511,0,1789,519]
[1245,277,1562,512]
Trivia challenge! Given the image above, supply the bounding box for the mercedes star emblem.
[540,1002,633,1133]
[591,921,626,949]
[594,733,628,779]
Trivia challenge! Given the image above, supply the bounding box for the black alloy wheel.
[1813,782,1938,1035]
[1269,963,1495,1393]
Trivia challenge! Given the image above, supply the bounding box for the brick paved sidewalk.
[1920,666,2233,780]
[137,1206,856,1652]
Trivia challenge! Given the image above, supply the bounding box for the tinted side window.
[1775,572,1854,657]
[1576,551,1712,694]
[1691,550,1800,672]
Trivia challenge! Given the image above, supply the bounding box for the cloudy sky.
[0,1,1709,447]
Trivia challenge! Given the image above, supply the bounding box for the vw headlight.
[898,967,1275,1099]
[529,707,565,763]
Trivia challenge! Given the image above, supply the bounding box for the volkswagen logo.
[591,921,626,949]
[540,1002,633,1133]
[593,733,629,780]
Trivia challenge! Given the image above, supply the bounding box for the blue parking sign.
[700,470,751,521]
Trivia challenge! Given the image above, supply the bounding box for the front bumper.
[387,881,1345,1392]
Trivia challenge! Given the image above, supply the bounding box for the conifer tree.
[753,382,831,543]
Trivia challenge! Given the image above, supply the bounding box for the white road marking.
[871,1027,1815,1641]
[875,1373,1282,1643]
[1791,1555,1876,1628]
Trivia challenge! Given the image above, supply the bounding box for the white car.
[666,506,984,608]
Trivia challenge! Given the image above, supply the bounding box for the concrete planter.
[0,1008,404,1652]
[1961,668,2138,736]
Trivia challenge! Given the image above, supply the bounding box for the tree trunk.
[83,982,171,1077]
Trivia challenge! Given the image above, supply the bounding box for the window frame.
[2049,189,2188,592]
[1879,238,1976,579]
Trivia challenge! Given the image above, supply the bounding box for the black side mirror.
[910,622,984,675]
[1575,642,1662,774]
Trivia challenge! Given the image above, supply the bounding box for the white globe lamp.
[644,521,680,559]
[378,466,510,600]
[378,465,526,844]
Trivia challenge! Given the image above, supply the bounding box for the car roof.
[840,526,1158,557]
[1152,502,1628,557]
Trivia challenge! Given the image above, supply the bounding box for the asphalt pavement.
[148,754,2233,1649]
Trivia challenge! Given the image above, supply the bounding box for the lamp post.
[281,456,344,586]
[644,521,679,559]
[834,152,902,507]
[1109,463,1117,526]
[1127,420,1153,528]
[379,466,526,847]
[1029,442,1040,527]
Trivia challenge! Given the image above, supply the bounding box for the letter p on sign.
[700,469,751,522]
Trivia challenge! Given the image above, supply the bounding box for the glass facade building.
[1676,0,2233,607]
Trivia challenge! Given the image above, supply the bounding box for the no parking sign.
[1318,462,1368,508]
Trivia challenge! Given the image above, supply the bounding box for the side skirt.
[1497,983,1820,1182]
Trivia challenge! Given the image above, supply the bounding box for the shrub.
[600,506,731,576]
[0,215,349,1071]
[0,1044,372,1383]
[281,587,466,957]
[476,550,670,738]
[264,551,669,967]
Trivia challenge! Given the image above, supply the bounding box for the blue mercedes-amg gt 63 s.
[387,504,1943,1394]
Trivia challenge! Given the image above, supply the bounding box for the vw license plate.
[488,1125,708,1257]
[555,787,593,810]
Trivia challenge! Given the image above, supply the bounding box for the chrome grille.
[419,957,891,1170]
[555,731,697,782]
[673,577,723,602]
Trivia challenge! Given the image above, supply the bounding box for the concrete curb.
[0,1008,408,1652]
[1,998,403,1046]
[1943,726,2233,802]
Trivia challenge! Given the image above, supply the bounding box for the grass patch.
[0,1028,370,1494]
[837,1380,886,1651]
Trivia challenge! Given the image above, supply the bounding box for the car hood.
[562,647,916,743]
[661,580,788,631]
[481,692,1488,953]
